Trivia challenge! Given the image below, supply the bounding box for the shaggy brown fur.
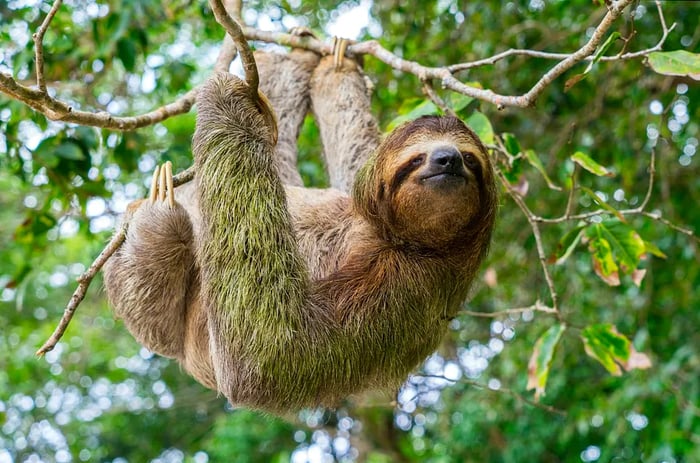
[103,41,497,414]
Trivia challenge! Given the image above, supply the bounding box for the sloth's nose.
[430,147,462,170]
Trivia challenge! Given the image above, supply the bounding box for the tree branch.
[33,0,63,93]
[2,0,653,128]
[0,71,198,130]
[213,1,244,73]
[447,1,675,73]
[36,221,128,356]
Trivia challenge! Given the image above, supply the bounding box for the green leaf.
[647,50,700,81]
[553,225,585,265]
[524,149,561,191]
[527,324,566,400]
[585,221,647,286]
[565,32,621,90]
[581,324,651,376]
[501,133,521,156]
[73,126,100,150]
[117,37,137,72]
[571,151,614,177]
[580,186,624,221]
[55,140,86,161]
[33,136,61,168]
[447,92,474,112]
[598,220,646,273]
[589,32,621,69]
[13,211,57,246]
[465,111,494,145]
[386,99,439,131]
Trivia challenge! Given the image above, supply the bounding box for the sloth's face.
[377,124,493,249]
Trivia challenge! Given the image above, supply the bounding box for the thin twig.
[447,1,673,73]
[36,222,127,356]
[411,375,566,415]
[517,0,632,108]
[496,167,560,310]
[642,211,698,242]
[33,0,63,93]
[421,81,456,117]
[636,148,656,213]
[564,164,578,218]
[461,301,557,318]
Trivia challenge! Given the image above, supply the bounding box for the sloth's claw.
[148,161,175,207]
[149,165,160,203]
[332,37,349,71]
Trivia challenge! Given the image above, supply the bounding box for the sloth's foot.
[148,161,175,207]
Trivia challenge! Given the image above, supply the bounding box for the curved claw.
[148,161,175,207]
[149,165,160,203]
[332,37,349,71]
[165,162,174,207]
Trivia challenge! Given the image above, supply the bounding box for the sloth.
[103,36,497,414]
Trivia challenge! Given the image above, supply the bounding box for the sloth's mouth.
[420,172,466,182]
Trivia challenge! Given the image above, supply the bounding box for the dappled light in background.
[1,0,699,461]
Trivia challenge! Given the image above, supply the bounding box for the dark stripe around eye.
[389,161,420,194]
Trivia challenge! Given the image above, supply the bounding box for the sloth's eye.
[461,152,479,169]
[410,154,426,167]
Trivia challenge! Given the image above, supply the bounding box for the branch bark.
[2,0,661,128]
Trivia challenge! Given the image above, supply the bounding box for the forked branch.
[2,0,668,126]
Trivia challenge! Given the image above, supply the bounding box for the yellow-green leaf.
[565,32,621,90]
[527,324,566,400]
[588,231,620,286]
[524,150,562,191]
[598,220,646,273]
[581,324,651,376]
[447,92,474,112]
[501,133,522,156]
[648,50,700,81]
[571,151,614,177]
[643,240,667,259]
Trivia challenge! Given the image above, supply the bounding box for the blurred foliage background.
[0,0,698,462]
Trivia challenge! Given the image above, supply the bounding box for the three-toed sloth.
[104,37,497,414]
